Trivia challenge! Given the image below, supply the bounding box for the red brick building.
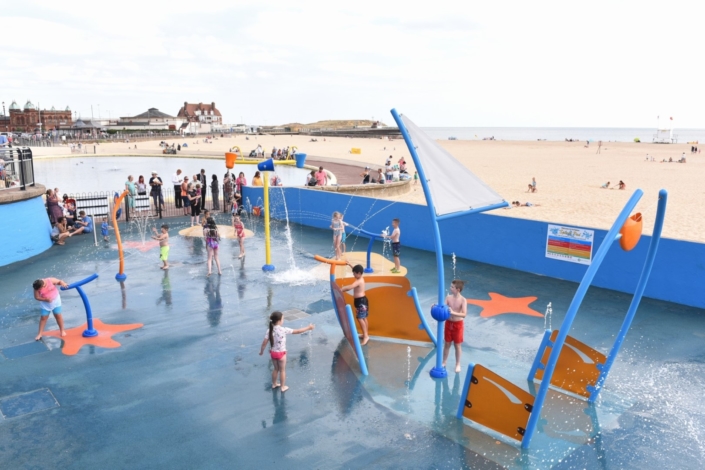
[1,100,72,133]
[176,101,223,134]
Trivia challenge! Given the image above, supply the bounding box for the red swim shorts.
[444,320,464,344]
[270,351,286,360]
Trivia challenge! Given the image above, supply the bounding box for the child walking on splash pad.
[33,277,68,341]
[259,311,315,392]
[442,280,468,373]
[383,218,402,273]
[232,215,246,258]
[331,211,345,259]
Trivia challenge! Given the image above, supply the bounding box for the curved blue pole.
[522,189,644,448]
[409,287,437,347]
[588,189,668,403]
[345,305,368,376]
[391,108,447,379]
[61,273,99,338]
[346,225,381,273]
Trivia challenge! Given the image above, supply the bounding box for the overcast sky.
[3,0,703,128]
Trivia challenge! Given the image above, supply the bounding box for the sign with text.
[546,224,593,265]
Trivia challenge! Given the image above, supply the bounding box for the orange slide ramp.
[336,275,432,344]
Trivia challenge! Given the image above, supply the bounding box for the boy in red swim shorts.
[442,279,467,373]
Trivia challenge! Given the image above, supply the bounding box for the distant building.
[111,107,183,131]
[176,102,223,134]
[1,100,72,133]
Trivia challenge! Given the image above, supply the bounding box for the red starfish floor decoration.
[43,319,143,356]
[466,292,543,318]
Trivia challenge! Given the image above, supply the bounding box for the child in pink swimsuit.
[33,277,68,341]
[259,311,315,392]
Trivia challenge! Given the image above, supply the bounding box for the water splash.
[131,210,153,245]
[544,302,553,330]
[451,252,457,280]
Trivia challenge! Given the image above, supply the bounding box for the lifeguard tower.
[652,117,678,143]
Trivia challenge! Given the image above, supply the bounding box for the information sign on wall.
[546,224,593,265]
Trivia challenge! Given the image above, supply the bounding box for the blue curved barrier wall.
[245,186,705,310]
[0,196,53,267]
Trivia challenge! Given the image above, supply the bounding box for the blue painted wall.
[0,196,53,267]
[244,186,705,310]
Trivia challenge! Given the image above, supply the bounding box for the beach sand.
[36,135,702,243]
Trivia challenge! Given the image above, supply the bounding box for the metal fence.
[1,146,35,190]
[62,187,233,222]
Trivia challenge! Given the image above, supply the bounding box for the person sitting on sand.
[512,201,541,207]
[615,180,626,190]
[601,181,610,189]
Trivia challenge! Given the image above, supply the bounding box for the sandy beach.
[34,134,703,243]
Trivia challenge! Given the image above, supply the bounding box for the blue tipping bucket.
[295,153,307,168]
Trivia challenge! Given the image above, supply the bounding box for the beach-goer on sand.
[33,277,68,341]
[601,181,610,189]
[342,263,369,345]
[615,181,626,190]
[259,311,315,392]
[360,167,371,184]
[597,141,602,154]
[151,224,170,270]
[315,166,328,186]
[233,214,246,258]
[531,177,537,192]
[512,201,541,207]
[442,279,468,373]
[377,168,385,184]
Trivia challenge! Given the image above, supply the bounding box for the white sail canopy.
[401,114,506,217]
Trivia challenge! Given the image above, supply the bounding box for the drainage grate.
[305,299,333,314]
[1,341,49,360]
[0,389,59,419]
[281,309,311,322]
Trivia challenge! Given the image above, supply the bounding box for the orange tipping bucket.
[252,206,261,216]
[225,152,237,169]
[619,212,642,251]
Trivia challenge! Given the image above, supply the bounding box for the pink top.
[315,171,327,186]
[234,221,245,238]
[236,176,247,193]
[38,279,59,301]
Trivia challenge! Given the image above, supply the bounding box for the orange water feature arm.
[113,190,129,280]
[313,255,348,277]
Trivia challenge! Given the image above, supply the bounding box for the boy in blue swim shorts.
[33,277,68,341]
[342,263,370,345]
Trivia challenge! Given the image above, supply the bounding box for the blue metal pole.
[391,108,447,379]
[456,363,475,418]
[521,189,643,448]
[409,287,437,347]
[526,329,552,382]
[346,304,368,376]
[588,189,668,403]
[62,273,99,338]
[365,237,375,273]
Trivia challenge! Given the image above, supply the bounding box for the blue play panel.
[0,213,704,469]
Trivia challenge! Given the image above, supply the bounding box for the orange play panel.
[43,319,143,356]
[461,365,535,441]
[466,292,543,318]
[336,275,431,343]
[533,331,606,398]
